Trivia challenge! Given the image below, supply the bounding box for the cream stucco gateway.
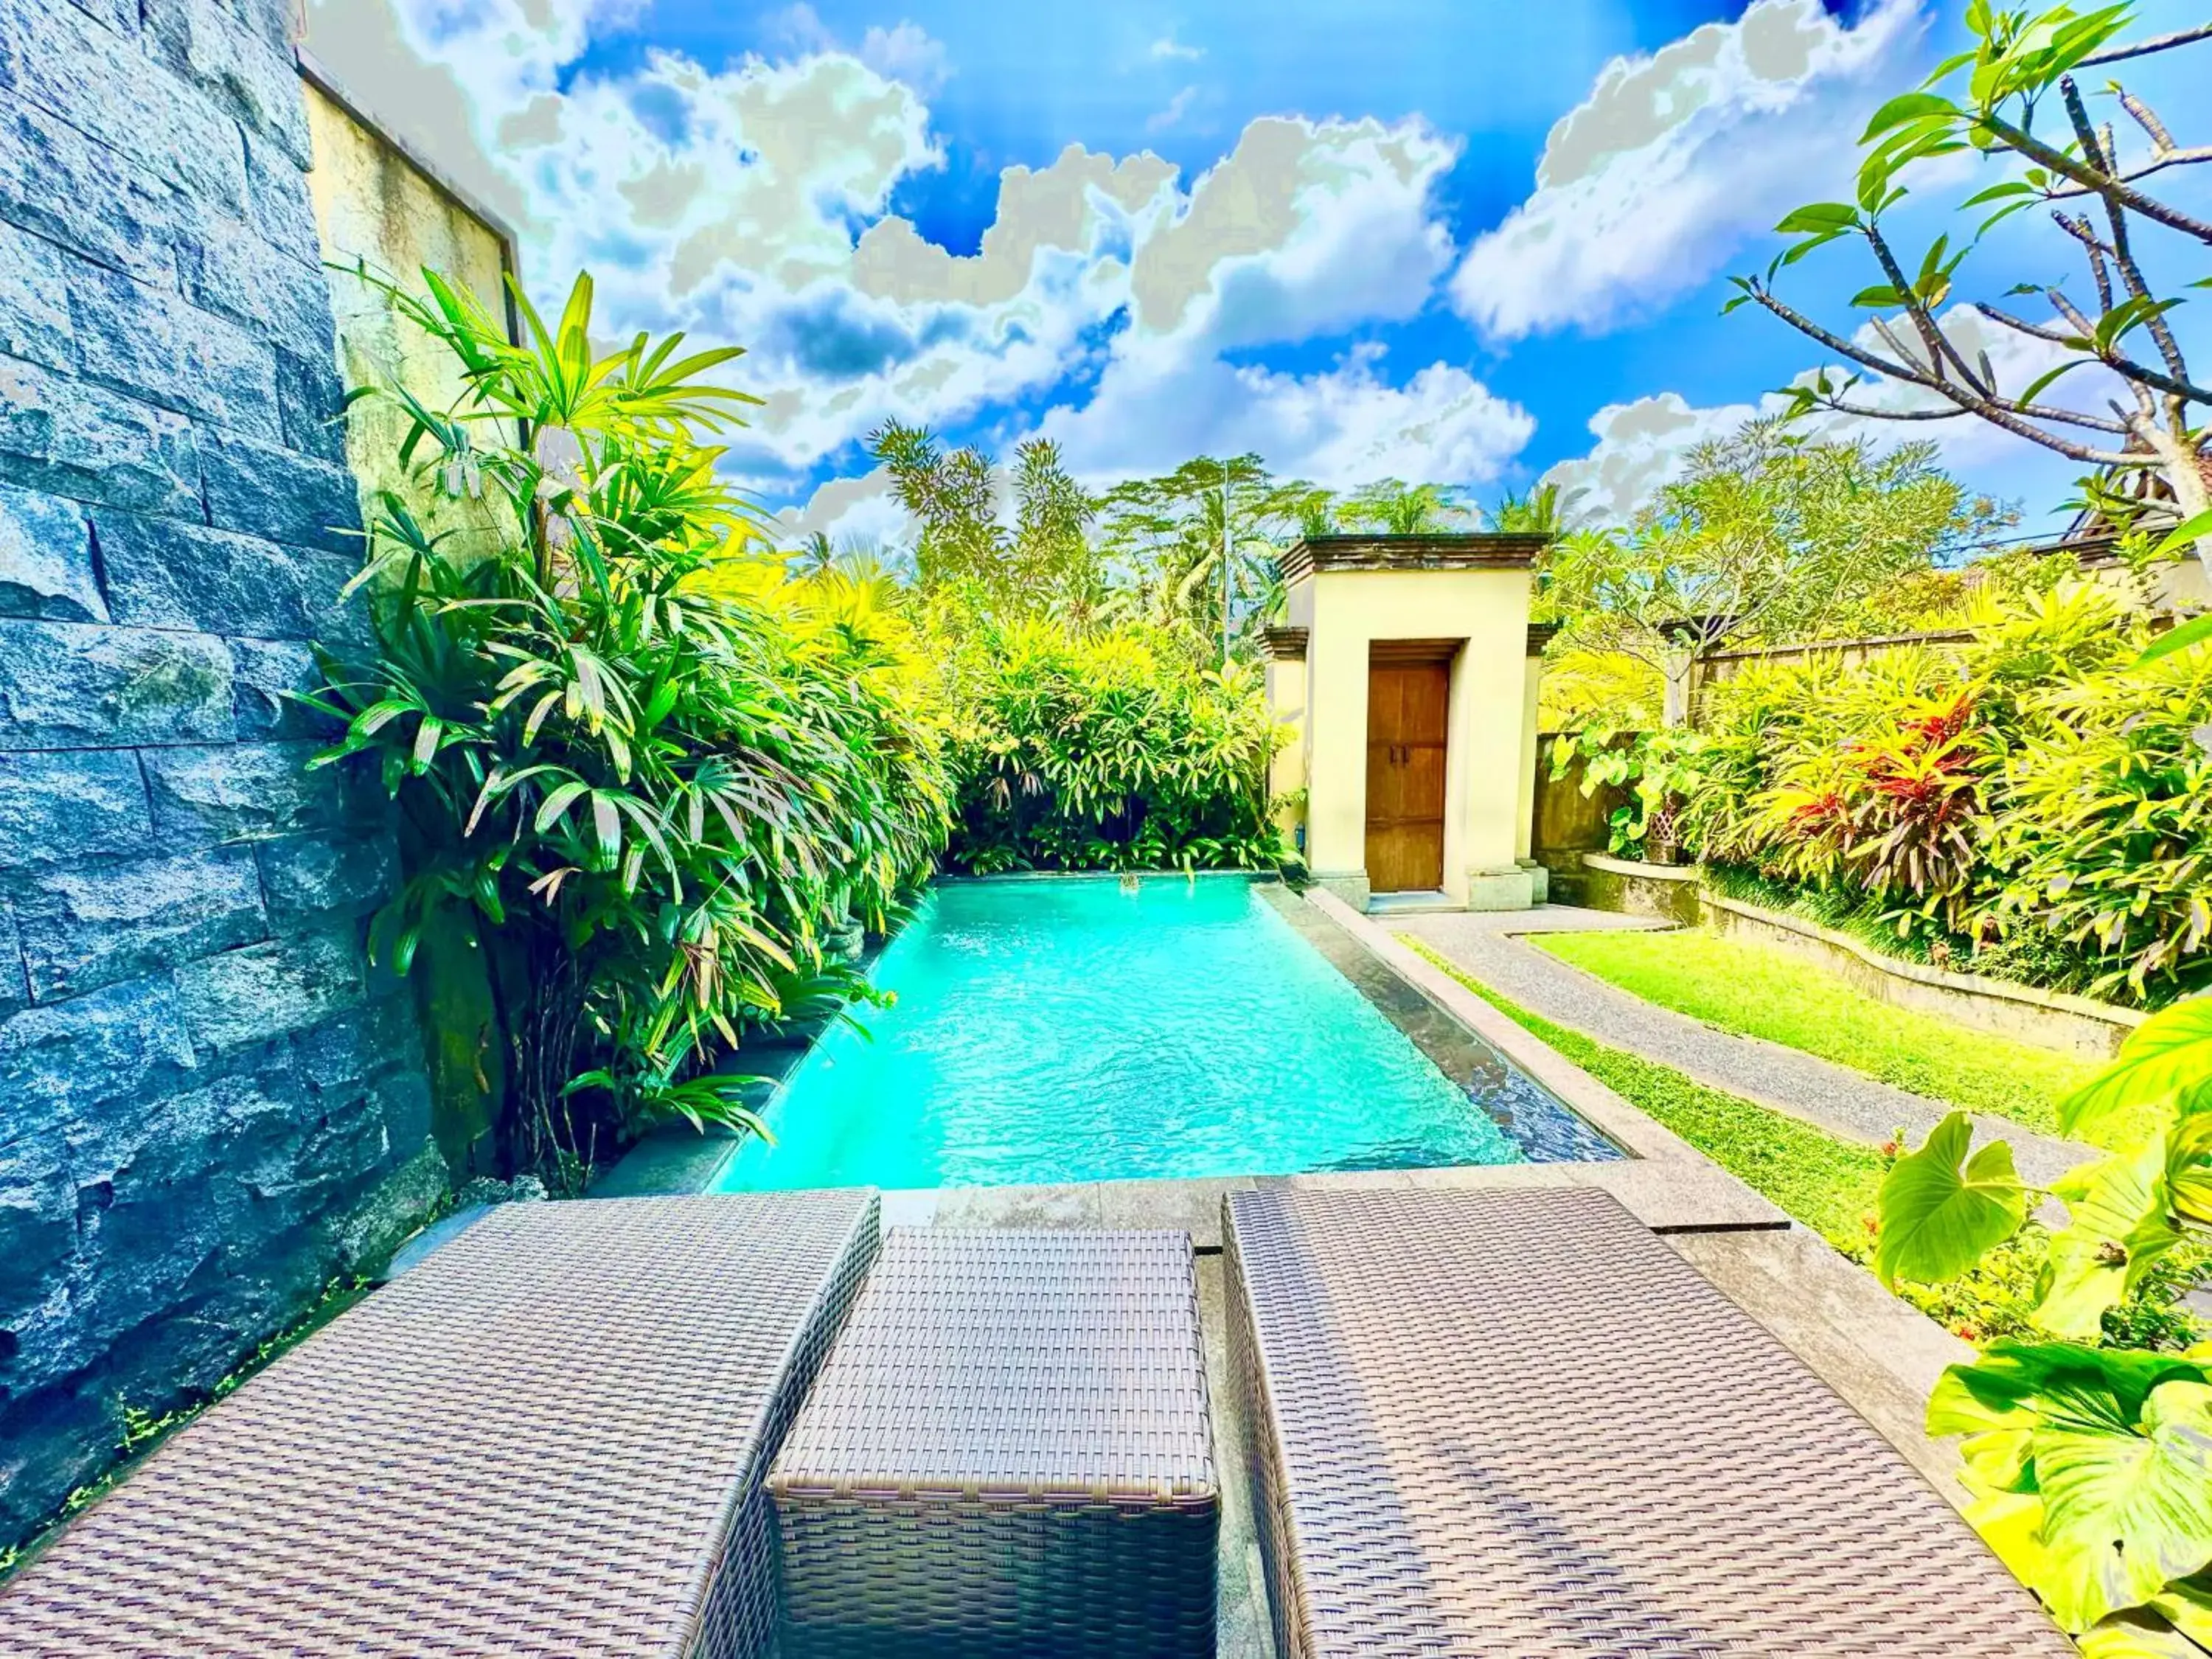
[1267,535,1551,912]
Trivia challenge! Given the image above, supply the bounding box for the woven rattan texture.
[770,1228,1218,1659]
[1223,1185,2075,1658]
[771,1228,1215,1503]
[0,1191,881,1659]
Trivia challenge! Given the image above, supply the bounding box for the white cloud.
[1132,116,1458,345]
[307,4,1516,507]
[1037,116,1523,490]
[1452,0,1922,341]
[1543,393,1749,524]
[1149,34,1203,62]
[772,470,913,549]
[765,2,837,54]
[1147,86,1199,134]
[1543,305,2100,523]
[1046,342,1533,490]
[762,4,947,88]
[857,21,953,94]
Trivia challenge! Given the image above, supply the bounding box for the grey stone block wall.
[0,0,442,1541]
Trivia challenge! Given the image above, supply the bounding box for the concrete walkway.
[1395,905,2095,1191]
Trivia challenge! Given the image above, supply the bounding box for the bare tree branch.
[1972,303,2069,347]
[2079,21,2212,66]
[2117,89,2176,153]
[1810,384,2128,437]
[1805,398,1975,422]
[1747,285,2140,458]
[1745,285,1938,385]
[2046,145,2212,198]
[2045,286,2098,338]
[1864,225,1992,394]
[1981,110,2212,243]
[2063,76,2193,384]
[1972,302,2212,406]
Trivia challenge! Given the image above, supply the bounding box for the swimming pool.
[717,875,1616,1192]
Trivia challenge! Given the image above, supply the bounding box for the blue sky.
[307,0,2209,545]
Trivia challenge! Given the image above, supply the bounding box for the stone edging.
[1580,852,1700,881]
[1302,888,1788,1231]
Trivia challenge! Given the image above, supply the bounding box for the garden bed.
[1399,939,2204,1352]
[1561,866,2146,1062]
[1699,891,2142,1060]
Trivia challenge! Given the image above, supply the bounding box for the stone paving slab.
[1395,905,2095,1190]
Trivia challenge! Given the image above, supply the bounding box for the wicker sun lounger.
[1224,1184,2073,1658]
[768,1228,1219,1658]
[0,1190,881,1659]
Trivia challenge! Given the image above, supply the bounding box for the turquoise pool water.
[719,876,1590,1192]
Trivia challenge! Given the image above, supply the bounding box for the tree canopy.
[1542,418,2011,668]
[858,430,1526,658]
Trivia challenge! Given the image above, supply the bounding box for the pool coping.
[593,885,1790,1242]
[935,868,1272,883]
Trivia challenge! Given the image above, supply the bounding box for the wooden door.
[1365,653,1450,892]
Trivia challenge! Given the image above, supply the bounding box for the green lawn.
[1401,938,1885,1250]
[1398,937,2204,1350]
[1530,928,2115,1144]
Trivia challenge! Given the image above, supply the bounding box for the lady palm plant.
[305,270,950,1182]
[937,616,1284,874]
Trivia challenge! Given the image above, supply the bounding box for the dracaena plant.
[303,268,950,1183]
[1874,997,2212,1648]
[1747,689,1987,935]
[1975,645,2212,1001]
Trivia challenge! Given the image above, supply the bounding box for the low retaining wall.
[1558,861,2146,1060]
[1574,852,1703,926]
[1699,894,2142,1060]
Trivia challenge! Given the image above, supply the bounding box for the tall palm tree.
[1492,481,1578,536]
[1342,479,1473,535]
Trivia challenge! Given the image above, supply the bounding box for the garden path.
[1396,906,2096,1191]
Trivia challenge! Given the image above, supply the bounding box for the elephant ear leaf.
[2037,1378,2212,1630]
[2077,1612,2209,1657]
[2143,1572,2212,1648]
[2061,1001,2212,1139]
[2167,1116,2212,1231]
[2039,1135,2182,1340]
[1876,1110,2028,1287]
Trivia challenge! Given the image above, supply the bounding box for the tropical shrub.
[1545,726,1715,861]
[1979,648,2212,1001]
[1540,417,2008,686]
[1552,589,2212,1006]
[1750,687,1983,935]
[1875,999,2212,1649]
[936,617,1284,874]
[307,271,950,1180]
